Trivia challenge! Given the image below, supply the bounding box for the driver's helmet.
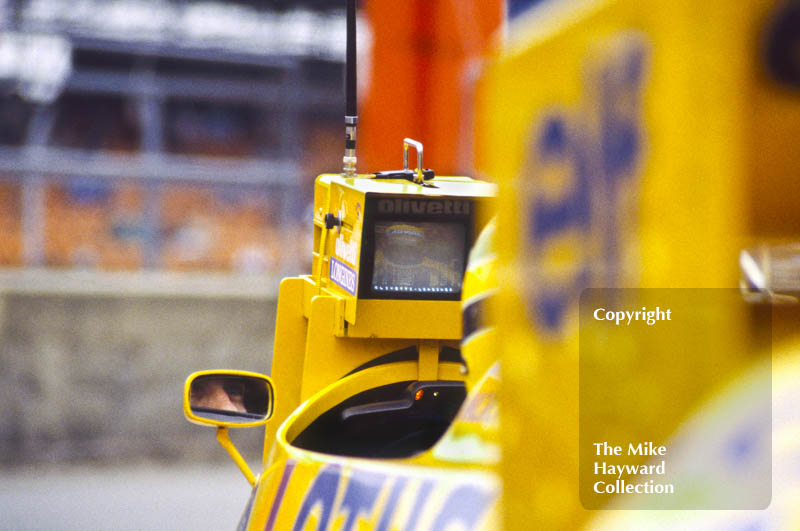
[460,218,498,390]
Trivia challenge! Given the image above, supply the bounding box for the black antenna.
[343,0,358,176]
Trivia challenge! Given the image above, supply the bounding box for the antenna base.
[343,155,357,177]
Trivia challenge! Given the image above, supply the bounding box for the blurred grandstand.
[0,0,367,278]
[0,0,501,470]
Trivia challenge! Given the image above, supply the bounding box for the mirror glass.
[189,375,271,424]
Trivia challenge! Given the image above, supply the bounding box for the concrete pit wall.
[0,293,277,466]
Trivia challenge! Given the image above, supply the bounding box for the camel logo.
[522,33,648,334]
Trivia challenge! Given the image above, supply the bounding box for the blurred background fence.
[0,0,362,466]
[0,0,510,527]
[0,0,501,470]
[0,292,277,465]
[0,0,359,275]
[0,1,504,527]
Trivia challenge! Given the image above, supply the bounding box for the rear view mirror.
[184,370,274,428]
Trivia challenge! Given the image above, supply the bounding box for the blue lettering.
[524,35,648,333]
[530,117,591,239]
[403,480,435,530]
[526,115,592,330]
[600,44,645,182]
[376,477,408,531]
[339,471,386,531]
[292,465,341,531]
[330,257,357,295]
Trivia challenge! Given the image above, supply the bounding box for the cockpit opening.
[290,380,466,458]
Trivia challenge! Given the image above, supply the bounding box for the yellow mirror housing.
[183,369,274,429]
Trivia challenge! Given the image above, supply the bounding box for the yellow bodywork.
[240,172,499,530]
[245,362,500,530]
[183,369,274,429]
[476,0,800,529]
[183,0,800,528]
[264,173,495,446]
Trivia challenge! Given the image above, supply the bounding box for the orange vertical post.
[361,0,503,175]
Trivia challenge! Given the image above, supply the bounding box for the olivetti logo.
[377,198,471,216]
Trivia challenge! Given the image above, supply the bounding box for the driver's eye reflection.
[223,382,245,400]
[189,375,270,418]
[191,378,247,413]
